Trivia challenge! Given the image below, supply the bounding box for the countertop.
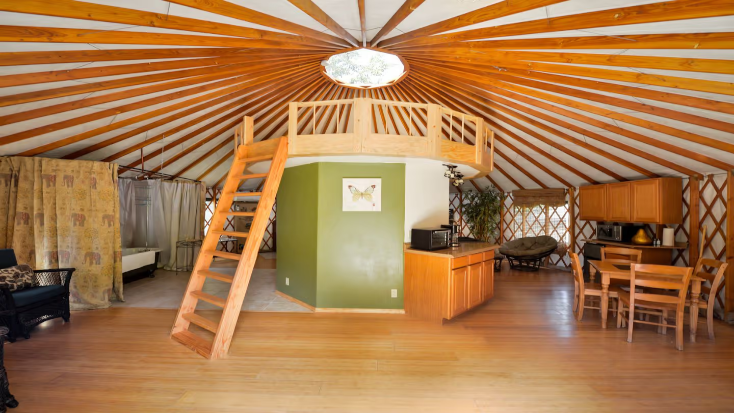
[582,238,688,250]
[404,241,500,258]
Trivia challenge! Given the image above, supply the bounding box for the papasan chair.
[499,236,558,271]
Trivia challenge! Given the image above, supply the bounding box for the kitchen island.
[404,242,500,323]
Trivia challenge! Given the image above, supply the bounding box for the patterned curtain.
[0,157,123,310]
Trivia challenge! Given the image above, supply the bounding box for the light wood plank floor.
[6,268,734,412]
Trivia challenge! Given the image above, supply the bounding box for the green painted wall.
[275,163,319,307]
[316,163,405,309]
[276,162,405,309]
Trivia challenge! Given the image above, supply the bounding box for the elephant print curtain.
[0,157,123,310]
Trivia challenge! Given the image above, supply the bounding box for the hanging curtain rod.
[118,165,201,183]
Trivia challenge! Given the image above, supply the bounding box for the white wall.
[404,162,450,242]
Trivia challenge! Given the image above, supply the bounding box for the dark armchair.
[0,249,74,342]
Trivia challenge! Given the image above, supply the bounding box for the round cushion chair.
[499,236,558,271]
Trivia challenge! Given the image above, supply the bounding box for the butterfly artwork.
[349,185,375,202]
[343,178,381,211]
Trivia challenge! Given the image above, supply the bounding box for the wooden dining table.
[588,260,704,342]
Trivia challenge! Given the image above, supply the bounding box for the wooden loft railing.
[287,98,494,177]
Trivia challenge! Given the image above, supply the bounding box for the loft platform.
[284,98,494,178]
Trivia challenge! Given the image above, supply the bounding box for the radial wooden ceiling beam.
[493,163,525,191]
[0,25,331,50]
[168,0,349,47]
[286,0,360,47]
[379,0,565,47]
[395,32,734,51]
[358,0,367,47]
[484,175,504,194]
[370,0,426,46]
[0,47,320,67]
[385,0,734,48]
[0,0,336,48]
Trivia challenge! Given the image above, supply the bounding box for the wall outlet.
[286,277,290,286]
[391,289,398,298]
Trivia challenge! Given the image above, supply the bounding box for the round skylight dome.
[321,49,408,89]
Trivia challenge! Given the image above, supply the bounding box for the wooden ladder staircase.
[171,116,288,359]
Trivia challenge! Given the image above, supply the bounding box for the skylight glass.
[323,49,405,88]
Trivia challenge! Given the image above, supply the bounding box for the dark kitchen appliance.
[411,228,450,251]
[441,224,460,247]
[597,224,640,242]
[582,242,603,282]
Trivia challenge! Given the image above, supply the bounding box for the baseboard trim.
[274,290,315,312]
[314,308,405,314]
[273,291,405,314]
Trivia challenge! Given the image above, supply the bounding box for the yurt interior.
[0,0,733,411]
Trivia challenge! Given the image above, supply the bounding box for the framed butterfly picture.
[342,178,381,212]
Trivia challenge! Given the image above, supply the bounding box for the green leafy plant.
[462,187,503,243]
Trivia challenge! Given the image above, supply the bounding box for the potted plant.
[462,187,503,243]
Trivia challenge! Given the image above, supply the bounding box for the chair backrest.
[601,247,642,265]
[569,252,585,296]
[0,249,17,269]
[629,264,693,309]
[692,257,728,311]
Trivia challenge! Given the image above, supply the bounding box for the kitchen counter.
[404,241,501,259]
[582,239,687,250]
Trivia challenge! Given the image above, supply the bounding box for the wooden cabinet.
[631,180,660,223]
[449,267,468,319]
[404,246,498,323]
[579,185,607,221]
[467,263,483,309]
[482,260,494,301]
[579,178,682,224]
[606,182,631,222]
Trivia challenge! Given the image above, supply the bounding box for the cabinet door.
[579,185,607,221]
[631,180,660,223]
[606,182,631,222]
[467,263,483,309]
[482,260,494,301]
[449,267,468,319]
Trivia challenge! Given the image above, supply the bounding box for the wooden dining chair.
[591,247,642,283]
[570,253,621,322]
[617,264,693,351]
[688,257,728,340]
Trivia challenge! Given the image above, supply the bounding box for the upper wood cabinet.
[579,185,607,221]
[579,178,682,224]
[606,182,631,222]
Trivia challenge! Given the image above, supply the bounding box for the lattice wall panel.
[572,188,596,267]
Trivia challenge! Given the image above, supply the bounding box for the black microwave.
[411,228,450,251]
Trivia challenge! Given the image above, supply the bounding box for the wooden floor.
[7,268,734,412]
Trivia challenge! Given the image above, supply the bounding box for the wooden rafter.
[286,0,360,47]
[358,0,367,47]
[370,0,426,46]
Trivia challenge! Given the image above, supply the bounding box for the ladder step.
[237,173,267,181]
[199,269,234,283]
[190,290,227,307]
[171,330,213,358]
[237,154,274,163]
[183,313,220,333]
[212,230,249,239]
[232,192,263,197]
[210,250,241,260]
[227,211,255,217]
